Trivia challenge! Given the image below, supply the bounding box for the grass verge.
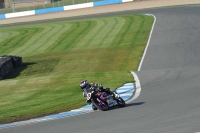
[0,14,154,124]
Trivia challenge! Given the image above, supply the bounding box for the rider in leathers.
[80,80,115,103]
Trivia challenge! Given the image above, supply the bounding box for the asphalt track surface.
[1,5,200,133]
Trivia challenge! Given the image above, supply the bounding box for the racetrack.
[1,4,200,133]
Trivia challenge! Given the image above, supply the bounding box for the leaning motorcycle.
[86,89,126,111]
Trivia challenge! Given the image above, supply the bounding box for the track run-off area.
[1,2,200,133]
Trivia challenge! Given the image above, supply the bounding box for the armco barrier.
[93,0,122,7]
[122,0,132,2]
[35,7,64,15]
[64,3,93,10]
[0,0,133,20]
[5,10,35,19]
[0,14,5,19]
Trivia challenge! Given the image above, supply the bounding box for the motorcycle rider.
[80,80,115,102]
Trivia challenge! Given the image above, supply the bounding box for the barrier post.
[12,1,15,12]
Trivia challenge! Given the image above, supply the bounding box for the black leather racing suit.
[83,83,114,100]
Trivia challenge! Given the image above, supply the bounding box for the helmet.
[80,80,90,90]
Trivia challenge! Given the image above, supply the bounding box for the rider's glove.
[86,100,90,104]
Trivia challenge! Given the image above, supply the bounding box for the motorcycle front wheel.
[91,99,109,111]
[92,104,98,110]
[116,97,126,107]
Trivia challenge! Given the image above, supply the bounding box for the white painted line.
[126,71,141,103]
[127,14,156,103]
[138,14,156,71]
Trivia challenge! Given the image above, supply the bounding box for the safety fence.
[0,0,132,19]
[0,0,101,14]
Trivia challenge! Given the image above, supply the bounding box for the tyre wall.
[0,55,22,80]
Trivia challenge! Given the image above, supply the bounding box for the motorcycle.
[86,89,126,111]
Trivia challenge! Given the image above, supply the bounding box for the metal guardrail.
[0,0,99,14]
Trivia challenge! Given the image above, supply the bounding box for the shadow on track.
[107,102,145,111]
[126,102,146,107]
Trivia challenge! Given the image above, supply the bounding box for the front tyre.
[117,97,126,107]
[91,99,109,111]
[92,104,98,110]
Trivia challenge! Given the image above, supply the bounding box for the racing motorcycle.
[86,89,126,111]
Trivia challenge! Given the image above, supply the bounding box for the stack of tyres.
[0,56,13,80]
[12,56,22,68]
[0,55,22,80]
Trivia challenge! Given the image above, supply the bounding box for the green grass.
[0,14,154,124]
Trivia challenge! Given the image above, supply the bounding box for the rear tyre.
[91,99,109,111]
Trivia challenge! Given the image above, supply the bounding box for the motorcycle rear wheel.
[91,99,109,111]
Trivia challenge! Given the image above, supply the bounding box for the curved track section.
[1,5,200,133]
[0,83,134,129]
